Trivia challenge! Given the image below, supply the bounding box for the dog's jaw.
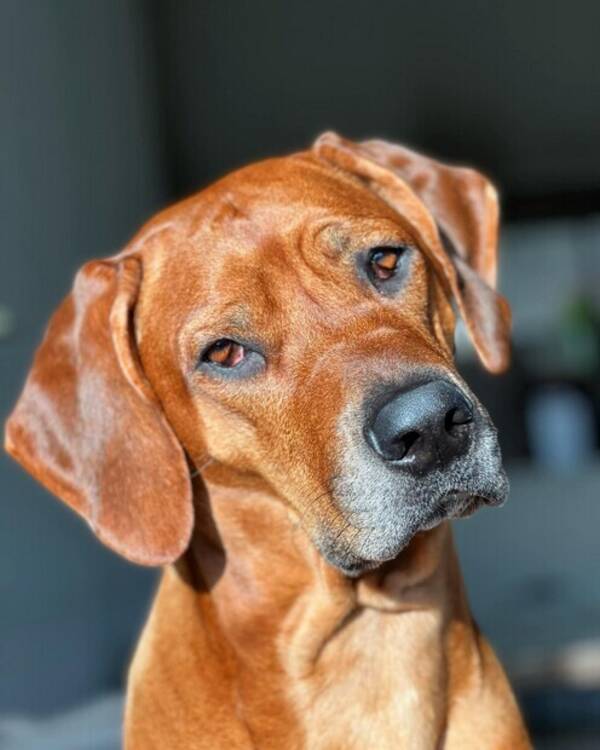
[309,390,509,578]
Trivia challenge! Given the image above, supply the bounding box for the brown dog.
[6,133,530,748]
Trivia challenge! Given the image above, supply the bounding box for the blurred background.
[1,1,599,748]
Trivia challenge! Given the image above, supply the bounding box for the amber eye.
[202,339,246,368]
[369,247,402,280]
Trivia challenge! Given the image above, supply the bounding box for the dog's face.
[5,134,511,573]
[136,149,508,575]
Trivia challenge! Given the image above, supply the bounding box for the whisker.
[303,473,341,517]
[189,457,215,479]
[287,474,343,535]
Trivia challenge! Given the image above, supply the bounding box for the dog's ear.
[313,132,511,373]
[5,256,193,565]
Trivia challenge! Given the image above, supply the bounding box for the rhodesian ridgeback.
[6,133,530,748]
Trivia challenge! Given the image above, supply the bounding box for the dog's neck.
[133,480,475,748]
[178,479,462,669]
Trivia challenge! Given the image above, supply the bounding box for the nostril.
[444,406,473,433]
[391,430,420,460]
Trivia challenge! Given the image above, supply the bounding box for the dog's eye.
[202,339,246,368]
[368,247,404,281]
[198,338,266,379]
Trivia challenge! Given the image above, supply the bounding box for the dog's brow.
[224,306,252,331]
[198,304,254,336]
[181,298,254,338]
[317,220,416,260]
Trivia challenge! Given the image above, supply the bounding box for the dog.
[6,132,531,748]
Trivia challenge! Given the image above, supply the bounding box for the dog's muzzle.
[318,376,509,576]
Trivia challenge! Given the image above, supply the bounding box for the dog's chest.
[287,607,447,750]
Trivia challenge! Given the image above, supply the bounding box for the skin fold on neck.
[160,477,468,747]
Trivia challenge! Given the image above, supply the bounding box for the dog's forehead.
[138,154,403,261]
[134,153,417,332]
[208,153,393,217]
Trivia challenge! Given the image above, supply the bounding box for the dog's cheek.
[200,404,267,472]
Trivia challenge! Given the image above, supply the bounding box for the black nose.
[366,381,474,474]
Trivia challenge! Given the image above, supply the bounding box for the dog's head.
[5,133,510,575]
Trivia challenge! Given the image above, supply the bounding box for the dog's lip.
[419,486,505,531]
[323,471,510,574]
[442,491,484,518]
[326,488,497,575]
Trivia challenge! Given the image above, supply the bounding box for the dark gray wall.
[153,0,600,202]
[1,0,164,713]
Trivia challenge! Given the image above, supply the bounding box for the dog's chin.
[314,534,392,578]
[319,474,510,578]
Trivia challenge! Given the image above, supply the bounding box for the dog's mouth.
[320,474,510,577]
[420,476,509,530]
[419,491,485,530]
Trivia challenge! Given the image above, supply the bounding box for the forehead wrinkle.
[297,218,345,262]
[296,214,415,286]
[201,196,251,236]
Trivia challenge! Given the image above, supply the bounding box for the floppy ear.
[4,256,193,565]
[313,132,511,373]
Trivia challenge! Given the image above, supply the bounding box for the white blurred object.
[513,638,600,690]
[0,304,15,339]
[526,384,596,469]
